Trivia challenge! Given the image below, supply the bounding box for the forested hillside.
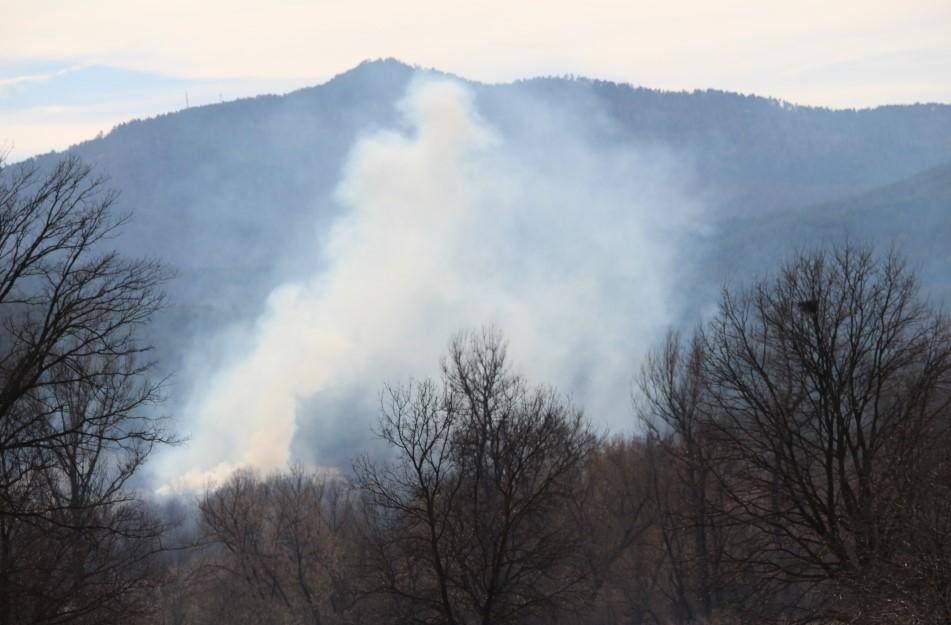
[30,60,951,275]
[19,59,950,377]
[694,158,951,306]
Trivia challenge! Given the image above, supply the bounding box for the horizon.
[4,0,950,160]
[5,57,951,163]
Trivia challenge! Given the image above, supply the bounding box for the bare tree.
[700,243,951,622]
[197,468,357,625]
[569,436,662,625]
[356,328,597,625]
[634,330,756,624]
[0,155,172,625]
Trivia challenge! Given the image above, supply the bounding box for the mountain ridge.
[696,157,951,309]
[15,58,951,364]
[49,58,951,151]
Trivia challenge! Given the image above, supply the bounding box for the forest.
[1,155,949,625]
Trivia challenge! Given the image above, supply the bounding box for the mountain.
[20,58,951,365]
[485,78,951,214]
[705,158,951,302]
[37,59,951,252]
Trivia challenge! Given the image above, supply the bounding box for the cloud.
[0,65,83,97]
[153,74,706,492]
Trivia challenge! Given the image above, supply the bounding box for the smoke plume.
[154,75,706,491]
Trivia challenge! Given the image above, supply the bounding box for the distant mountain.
[485,78,951,215]
[704,158,951,303]
[37,58,951,260]
[21,58,951,364]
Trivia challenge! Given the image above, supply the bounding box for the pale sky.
[2,0,950,160]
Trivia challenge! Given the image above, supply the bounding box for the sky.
[2,0,950,160]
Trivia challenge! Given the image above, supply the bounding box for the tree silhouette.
[0,155,172,625]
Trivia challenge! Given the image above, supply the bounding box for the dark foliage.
[0,156,173,625]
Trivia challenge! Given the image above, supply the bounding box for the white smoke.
[154,75,705,491]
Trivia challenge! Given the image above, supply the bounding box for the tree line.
[1,157,949,624]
